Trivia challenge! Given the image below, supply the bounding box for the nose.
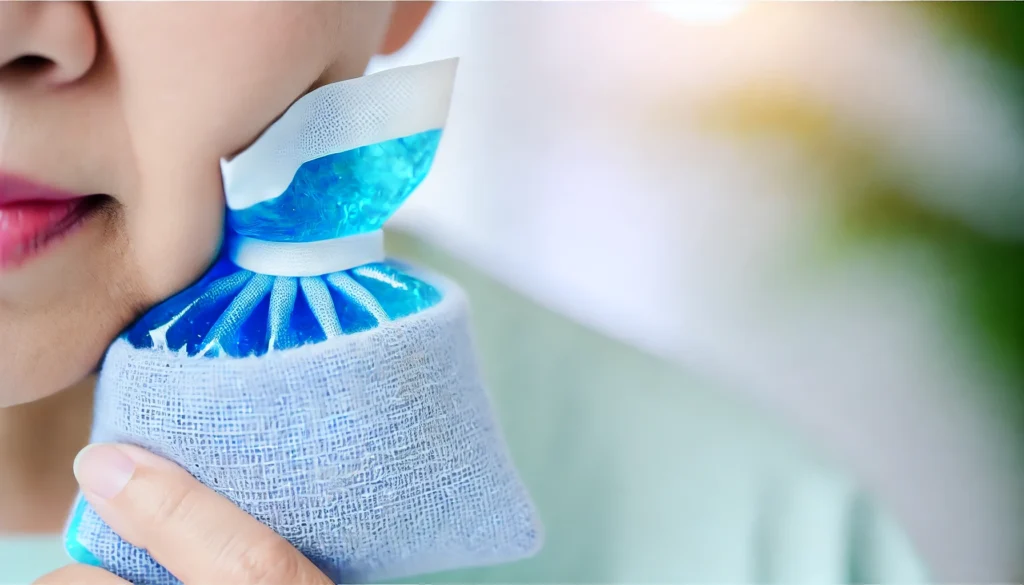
[0,1,97,87]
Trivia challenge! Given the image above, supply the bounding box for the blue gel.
[121,257,442,358]
[229,130,442,243]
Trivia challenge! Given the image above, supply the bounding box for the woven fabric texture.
[66,282,542,584]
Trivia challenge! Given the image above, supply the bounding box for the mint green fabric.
[0,536,69,584]
[0,231,927,583]
[387,231,927,584]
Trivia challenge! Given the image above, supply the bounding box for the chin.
[0,320,117,408]
[0,360,89,407]
[0,231,152,409]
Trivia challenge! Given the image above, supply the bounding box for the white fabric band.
[222,58,458,211]
[229,231,385,277]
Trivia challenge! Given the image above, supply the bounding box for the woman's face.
[0,2,399,406]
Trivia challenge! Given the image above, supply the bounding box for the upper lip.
[0,172,86,205]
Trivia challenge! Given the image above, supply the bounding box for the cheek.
[97,3,344,156]
[0,209,146,406]
[0,3,391,404]
[125,158,225,300]
[93,4,352,299]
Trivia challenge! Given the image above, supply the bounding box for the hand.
[36,444,333,585]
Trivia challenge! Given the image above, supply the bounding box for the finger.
[34,563,131,585]
[73,443,332,585]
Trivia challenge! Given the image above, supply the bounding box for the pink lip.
[0,173,85,204]
[0,173,100,270]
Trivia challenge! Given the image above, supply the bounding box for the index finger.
[74,443,333,585]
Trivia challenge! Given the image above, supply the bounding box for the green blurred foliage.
[842,189,1024,386]
[883,4,1024,382]
[926,3,1024,85]
[696,3,1024,392]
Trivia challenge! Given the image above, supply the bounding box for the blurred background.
[371,2,1024,580]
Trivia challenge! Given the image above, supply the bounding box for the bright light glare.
[650,1,749,25]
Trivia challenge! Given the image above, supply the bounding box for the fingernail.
[73,444,136,500]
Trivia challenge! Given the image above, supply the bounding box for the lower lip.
[0,197,102,270]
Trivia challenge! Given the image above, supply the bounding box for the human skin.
[0,0,429,406]
[0,2,432,579]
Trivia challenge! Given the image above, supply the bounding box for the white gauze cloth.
[63,58,543,584]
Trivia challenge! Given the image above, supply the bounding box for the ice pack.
[63,58,542,584]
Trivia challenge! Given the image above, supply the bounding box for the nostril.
[0,2,98,87]
[9,54,55,73]
[0,54,56,83]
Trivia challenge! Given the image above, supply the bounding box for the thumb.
[74,443,331,585]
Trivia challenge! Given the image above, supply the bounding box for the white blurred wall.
[372,3,1024,579]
